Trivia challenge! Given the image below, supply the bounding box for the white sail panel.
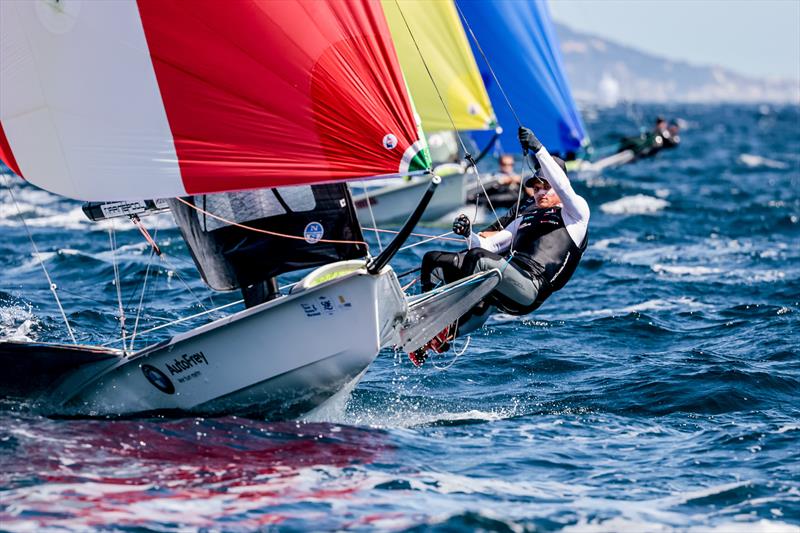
[0,0,184,200]
[0,0,429,202]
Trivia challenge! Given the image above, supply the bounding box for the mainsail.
[169,185,366,294]
[456,0,587,156]
[0,0,431,201]
[382,0,495,132]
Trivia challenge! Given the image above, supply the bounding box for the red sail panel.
[0,121,22,178]
[136,0,423,194]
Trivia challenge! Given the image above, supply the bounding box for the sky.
[548,0,800,81]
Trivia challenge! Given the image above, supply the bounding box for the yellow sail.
[383,0,495,132]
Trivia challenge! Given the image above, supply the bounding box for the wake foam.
[572,297,710,318]
[739,154,790,170]
[601,195,669,215]
[652,264,722,276]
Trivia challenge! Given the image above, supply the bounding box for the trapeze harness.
[494,203,588,314]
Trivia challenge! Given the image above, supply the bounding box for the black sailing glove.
[518,126,542,153]
[452,214,471,237]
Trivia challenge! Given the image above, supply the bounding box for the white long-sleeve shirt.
[468,147,590,254]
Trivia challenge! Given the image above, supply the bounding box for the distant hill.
[554,23,800,104]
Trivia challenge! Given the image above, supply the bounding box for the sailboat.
[0,0,499,417]
[349,0,497,226]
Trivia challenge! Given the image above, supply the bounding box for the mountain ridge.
[554,22,800,104]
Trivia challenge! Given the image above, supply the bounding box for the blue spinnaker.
[457,0,587,156]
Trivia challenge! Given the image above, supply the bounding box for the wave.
[592,236,634,250]
[0,304,38,342]
[652,264,723,276]
[336,403,516,429]
[600,195,669,215]
[571,297,711,319]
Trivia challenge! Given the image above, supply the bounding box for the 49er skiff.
[0,0,499,418]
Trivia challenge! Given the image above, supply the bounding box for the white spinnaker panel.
[0,0,184,201]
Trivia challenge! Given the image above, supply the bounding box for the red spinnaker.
[136,0,423,194]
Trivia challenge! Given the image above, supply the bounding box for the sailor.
[663,121,681,149]
[414,126,590,365]
[466,153,528,209]
[495,154,522,187]
[618,116,666,158]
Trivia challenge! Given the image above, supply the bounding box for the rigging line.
[129,227,158,352]
[399,231,459,252]
[455,2,523,128]
[432,334,470,371]
[396,266,421,279]
[1,175,77,344]
[108,221,128,354]
[392,0,470,158]
[401,277,418,292]
[56,287,111,308]
[102,277,303,348]
[466,156,502,226]
[362,226,463,243]
[393,0,503,230]
[157,251,214,316]
[509,163,529,256]
[99,299,243,347]
[471,130,501,165]
[360,182,383,252]
[174,197,368,248]
[131,215,161,256]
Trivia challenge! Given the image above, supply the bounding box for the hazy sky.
[548,0,800,81]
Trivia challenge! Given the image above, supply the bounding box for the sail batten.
[0,0,430,201]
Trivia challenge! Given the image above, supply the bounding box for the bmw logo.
[141,364,175,395]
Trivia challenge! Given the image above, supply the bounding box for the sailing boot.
[408,347,429,367]
[427,322,456,354]
[407,322,456,366]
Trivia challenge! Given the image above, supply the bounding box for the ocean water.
[1,103,798,531]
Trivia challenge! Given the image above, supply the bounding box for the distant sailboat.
[0,0,499,417]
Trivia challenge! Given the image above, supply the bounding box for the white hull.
[3,258,500,419]
[46,264,406,418]
[351,172,467,226]
[577,149,636,173]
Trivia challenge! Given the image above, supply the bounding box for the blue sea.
[1,104,798,531]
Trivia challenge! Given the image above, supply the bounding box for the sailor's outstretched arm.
[518,126,590,225]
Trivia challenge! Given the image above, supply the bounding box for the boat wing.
[583,149,636,172]
[395,269,501,353]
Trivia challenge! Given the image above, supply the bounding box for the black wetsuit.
[421,148,590,315]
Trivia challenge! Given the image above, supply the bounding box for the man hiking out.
[413,126,590,365]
